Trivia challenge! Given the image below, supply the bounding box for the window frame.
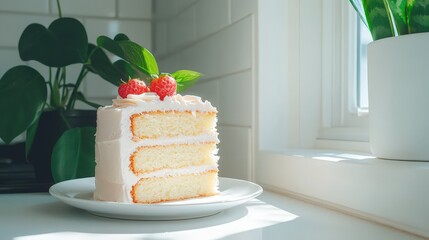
[256,0,429,237]
[258,0,369,152]
[318,1,369,147]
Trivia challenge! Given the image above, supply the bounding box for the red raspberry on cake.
[150,75,177,100]
[118,79,149,98]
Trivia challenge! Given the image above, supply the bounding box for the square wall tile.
[195,0,230,38]
[27,62,82,85]
[231,0,257,22]
[167,6,195,51]
[176,0,197,13]
[184,79,219,108]
[153,0,178,18]
[0,13,54,47]
[51,0,115,17]
[218,125,251,180]
[0,0,49,13]
[84,72,117,99]
[179,16,253,79]
[85,18,152,50]
[218,70,253,127]
[118,0,152,19]
[0,48,24,77]
[154,21,168,56]
[158,53,181,74]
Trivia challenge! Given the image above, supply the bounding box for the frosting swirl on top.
[111,92,217,112]
[112,92,159,107]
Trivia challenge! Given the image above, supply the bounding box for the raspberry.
[118,79,149,98]
[150,75,177,100]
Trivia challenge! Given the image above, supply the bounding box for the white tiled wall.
[0,0,152,107]
[153,0,257,180]
[0,0,49,14]
[51,0,116,17]
[0,0,257,180]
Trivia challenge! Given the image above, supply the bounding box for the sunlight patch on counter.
[14,199,298,240]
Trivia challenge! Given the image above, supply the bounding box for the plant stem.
[61,67,66,106]
[50,68,62,108]
[54,67,61,82]
[46,81,53,109]
[66,66,88,110]
[47,67,53,107]
[59,110,72,129]
[56,0,62,18]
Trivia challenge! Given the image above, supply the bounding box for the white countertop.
[0,190,424,240]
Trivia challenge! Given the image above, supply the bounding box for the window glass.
[357,19,372,109]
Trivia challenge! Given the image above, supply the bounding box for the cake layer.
[130,143,218,175]
[131,110,216,140]
[94,165,218,203]
[131,171,218,203]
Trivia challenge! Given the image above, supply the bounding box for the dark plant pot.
[28,109,96,183]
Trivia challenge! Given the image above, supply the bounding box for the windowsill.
[255,148,429,239]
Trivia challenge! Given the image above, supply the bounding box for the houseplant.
[349,0,429,160]
[0,1,201,182]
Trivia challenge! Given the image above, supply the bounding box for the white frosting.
[94,93,219,203]
[111,92,217,112]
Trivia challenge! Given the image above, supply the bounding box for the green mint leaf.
[172,70,201,82]
[171,70,201,92]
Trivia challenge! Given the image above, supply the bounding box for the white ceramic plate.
[49,177,263,220]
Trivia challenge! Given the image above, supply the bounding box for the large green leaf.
[362,0,395,40]
[97,35,159,77]
[19,17,88,67]
[51,127,96,183]
[25,116,40,157]
[87,43,127,86]
[386,0,408,35]
[349,0,369,28]
[407,0,429,33]
[114,33,130,41]
[0,66,46,144]
[113,59,150,82]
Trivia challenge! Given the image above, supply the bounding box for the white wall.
[0,0,152,107]
[153,0,257,180]
[0,0,257,180]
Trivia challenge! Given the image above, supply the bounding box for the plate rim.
[49,177,263,208]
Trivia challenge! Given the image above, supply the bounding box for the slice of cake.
[94,77,219,204]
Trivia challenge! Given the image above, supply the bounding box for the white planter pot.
[368,32,429,161]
